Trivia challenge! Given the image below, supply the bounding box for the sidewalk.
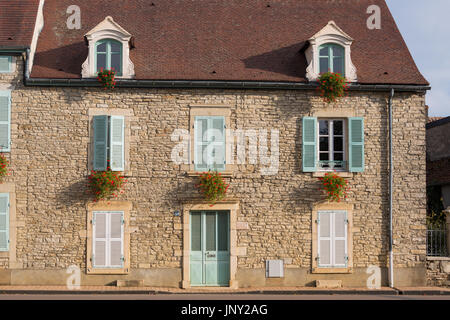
[0,285,449,295]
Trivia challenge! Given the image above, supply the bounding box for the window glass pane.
[333,121,343,136]
[319,46,328,56]
[205,213,216,251]
[320,57,329,74]
[319,120,329,135]
[97,42,107,52]
[332,45,344,57]
[320,137,329,152]
[334,152,343,161]
[320,153,329,161]
[191,212,201,251]
[110,42,121,53]
[111,53,122,73]
[217,213,228,251]
[334,137,343,152]
[333,57,344,75]
[97,53,106,71]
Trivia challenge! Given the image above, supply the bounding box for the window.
[95,39,122,75]
[0,193,9,252]
[194,116,226,172]
[0,91,11,152]
[302,117,364,173]
[93,115,125,171]
[317,210,348,268]
[0,56,12,73]
[319,44,345,75]
[92,211,124,269]
[318,119,346,171]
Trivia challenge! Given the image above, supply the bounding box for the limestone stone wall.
[0,56,428,286]
[427,258,450,286]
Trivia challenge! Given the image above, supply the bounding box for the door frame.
[182,201,239,289]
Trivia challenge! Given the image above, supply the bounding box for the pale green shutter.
[93,115,108,171]
[194,116,208,171]
[348,117,364,172]
[210,116,225,172]
[109,116,125,171]
[0,91,11,152]
[0,194,10,251]
[302,117,317,172]
[0,56,11,73]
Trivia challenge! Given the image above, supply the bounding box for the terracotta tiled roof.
[30,0,428,85]
[0,0,40,48]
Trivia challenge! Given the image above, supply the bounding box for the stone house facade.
[0,0,431,288]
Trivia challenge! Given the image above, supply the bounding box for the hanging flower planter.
[318,172,349,203]
[0,154,9,183]
[88,166,126,202]
[97,68,117,89]
[195,171,230,206]
[317,72,348,103]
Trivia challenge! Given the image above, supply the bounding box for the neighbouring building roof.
[427,116,450,129]
[427,117,445,124]
[0,0,40,48]
[29,0,428,85]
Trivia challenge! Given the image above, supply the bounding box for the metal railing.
[317,160,347,170]
[426,229,448,257]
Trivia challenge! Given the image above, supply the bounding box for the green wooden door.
[190,211,230,286]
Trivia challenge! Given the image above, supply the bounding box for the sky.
[386,0,449,116]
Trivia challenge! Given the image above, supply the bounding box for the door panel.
[190,211,230,286]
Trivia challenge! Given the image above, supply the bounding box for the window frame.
[86,201,131,275]
[317,118,347,172]
[311,202,353,274]
[318,43,345,75]
[0,56,12,73]
[95,39,123,76]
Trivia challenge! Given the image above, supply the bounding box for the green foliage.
[195,171,229,206]
[88,166,126,201]
[0,154,8,182]
[317,72,348,103]
[427,186,445,229]
[319,172,349,202]
[97,68,117,89]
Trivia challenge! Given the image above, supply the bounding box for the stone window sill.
[311,267,353,274]
[313,171,354,178]
[186,171,233,178]
[426,256,450,261]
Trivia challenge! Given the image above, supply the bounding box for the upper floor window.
[82,16,135,79]
[96,39,123,76]
[302,117,364,173]
[304,21,357,82]
[0,56,12,73]
[319,44,345,75]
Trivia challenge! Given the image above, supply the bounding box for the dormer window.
[305,21,357,82]
[319,43,345,75]
[82,16,134,79]
[95,39,123,76]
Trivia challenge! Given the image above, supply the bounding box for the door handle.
[206,253,216,258]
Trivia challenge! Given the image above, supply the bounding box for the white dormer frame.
[82,16,135,79]
[305,21,357,82]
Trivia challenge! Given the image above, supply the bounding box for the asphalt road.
[0,294,449,300]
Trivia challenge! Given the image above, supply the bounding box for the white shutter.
[0,194,9,251]
[317,211,332,267]
[109,212,124,267]
[333,211,348,267]
[109,116,125,171]
[93,212,107,267]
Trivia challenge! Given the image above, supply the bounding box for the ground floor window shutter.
[318,210,348,268]
[0,193,9,251]
[93,211,124,268]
